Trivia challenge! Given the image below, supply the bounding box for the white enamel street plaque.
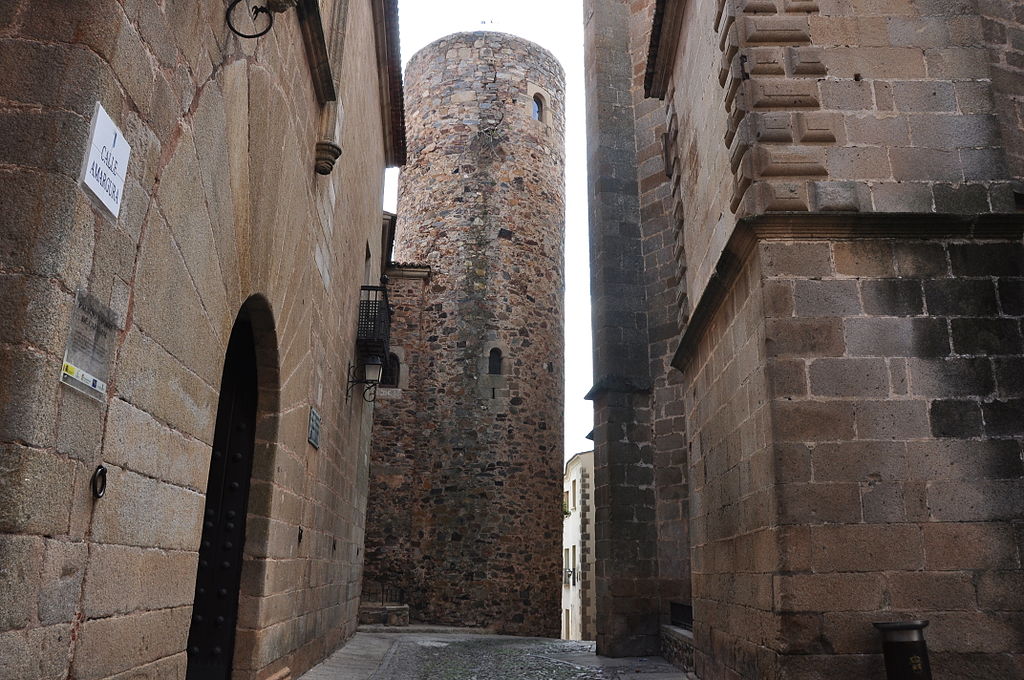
[79,102,131,218]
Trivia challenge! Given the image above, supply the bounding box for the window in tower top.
[532,94,544,121]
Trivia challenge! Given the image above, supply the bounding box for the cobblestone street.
[300,631,694,680]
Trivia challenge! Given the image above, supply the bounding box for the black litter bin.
[873,620,932,680]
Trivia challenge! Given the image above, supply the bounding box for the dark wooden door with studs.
[186,316,258,679]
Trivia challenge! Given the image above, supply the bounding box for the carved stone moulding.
[315,140,343,175]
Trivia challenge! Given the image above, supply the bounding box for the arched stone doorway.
[186,297,278,679]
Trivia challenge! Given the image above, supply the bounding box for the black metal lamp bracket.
[346,362,379,403]
[226,0,274,39]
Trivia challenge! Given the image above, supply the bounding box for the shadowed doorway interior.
[186,310,259,679]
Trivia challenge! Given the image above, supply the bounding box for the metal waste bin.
[873,620,932,680]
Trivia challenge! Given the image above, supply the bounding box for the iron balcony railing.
[357,284,391,358]
[363,579,405,606]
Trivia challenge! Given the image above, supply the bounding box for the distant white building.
[561,450,596,640]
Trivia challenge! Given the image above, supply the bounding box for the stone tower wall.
[365,32,565,636]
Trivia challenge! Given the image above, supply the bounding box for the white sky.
[383,0,594,460]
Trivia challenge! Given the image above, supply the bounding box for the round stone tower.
[393,31,565,636]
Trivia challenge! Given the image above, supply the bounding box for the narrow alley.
[299,630,694,680]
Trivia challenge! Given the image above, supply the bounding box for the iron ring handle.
[91,464,107,499]
[226,0,274,39]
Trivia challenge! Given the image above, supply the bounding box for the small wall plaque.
[61,290,117,400]
[79,102,131,218]
[308,407,321,448]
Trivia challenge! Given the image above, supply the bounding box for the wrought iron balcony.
[357,284,391,357]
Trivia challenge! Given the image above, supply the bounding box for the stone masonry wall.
[763,232,1024,679]
[678,226,1024,680]
[362,266,428,600]
[583,0,661,656]
[364,32,565,637]
[589,0,1024,677]
[980,0,1024,182]
[662,0,1018,309]
[679,252,775,680]
[0,1,393,678]
[627,0,693,632]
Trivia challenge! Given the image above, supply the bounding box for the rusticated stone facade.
[0,2,404,679]
[587,0,1024,677]
[362,32,565,637]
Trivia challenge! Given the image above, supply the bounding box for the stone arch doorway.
[186,297,278,679]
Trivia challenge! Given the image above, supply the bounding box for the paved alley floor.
[299,630,695,680]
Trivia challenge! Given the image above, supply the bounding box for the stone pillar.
[584,0,662,657]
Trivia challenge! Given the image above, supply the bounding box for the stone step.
[356,623,496,635]
[357,603,410,626]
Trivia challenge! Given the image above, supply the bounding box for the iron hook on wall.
[226,0,297,39]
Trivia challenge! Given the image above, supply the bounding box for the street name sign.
[79,102,131,218]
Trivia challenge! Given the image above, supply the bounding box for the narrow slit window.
[381,352,400,387]
[488,348,503,375]
[532,94,544,121]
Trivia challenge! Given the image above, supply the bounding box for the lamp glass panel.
[364,359,384,383]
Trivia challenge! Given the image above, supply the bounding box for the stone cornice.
[372,0,407,166]
[645,0,687,99]
[584,375,652,400]
[670,212,1024,374]
[386,263,431,279]
[297,0,336,104]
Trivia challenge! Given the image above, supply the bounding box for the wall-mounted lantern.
[226,0,297,39]
[347,356,384,403]
[348,281,391,403]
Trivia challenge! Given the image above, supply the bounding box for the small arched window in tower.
[532,93,545,121]
[381,352,400,387]
[488,348,503,375]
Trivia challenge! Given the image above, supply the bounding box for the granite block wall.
[679,252,775,680]
[589,0,1024,676]
[0,1,398,677]
[763,231,1024,680]
[626,0,693,634]
[584,0,661,656]
[657,0,1017,309]
[980,0,1024,183]
[676,223,1024,680]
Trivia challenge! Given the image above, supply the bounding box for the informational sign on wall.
[79,102,131,218]
[61,291,117,400]
[308,407,322,449]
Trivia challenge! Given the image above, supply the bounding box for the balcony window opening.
[488,348,503,375]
